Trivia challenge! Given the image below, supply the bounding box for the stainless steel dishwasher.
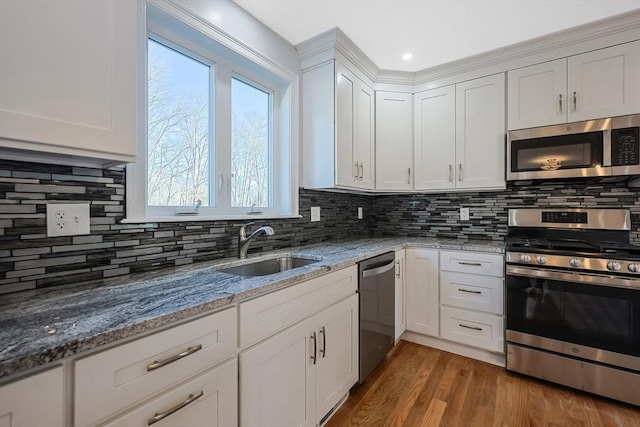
[358,251,396,384]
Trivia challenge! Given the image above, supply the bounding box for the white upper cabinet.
[567,41,640,122]
[456,74,506,190]
[302,60,374,190]
[414,74,505,192]
[414,86,456,191]
[0,0,139,166]
[376,92,413,191]
[508,59,567,130]
[508,41,640,130]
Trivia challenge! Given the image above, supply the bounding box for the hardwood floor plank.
[326,341,640,427]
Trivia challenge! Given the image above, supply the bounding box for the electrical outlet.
[358,207,363,220]
[310,206,321,222]
[47,203,90,237]
[460,207,470,221]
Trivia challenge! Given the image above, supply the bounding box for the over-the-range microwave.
[507,114,639,181]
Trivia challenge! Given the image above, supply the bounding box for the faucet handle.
[239,221,256,239]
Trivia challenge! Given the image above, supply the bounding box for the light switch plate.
[46,203,90,237]
[358,207,363,219]
[460,207,470,221]
[310,206,321,222]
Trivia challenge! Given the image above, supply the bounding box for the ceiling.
[232,0,640,72]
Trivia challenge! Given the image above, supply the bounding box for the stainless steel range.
[505,208,640,406]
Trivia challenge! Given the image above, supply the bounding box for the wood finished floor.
[326,341,640,427]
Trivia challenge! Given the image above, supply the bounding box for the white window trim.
[126,1,299,223]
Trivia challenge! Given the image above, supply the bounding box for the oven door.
[506,266,640,368]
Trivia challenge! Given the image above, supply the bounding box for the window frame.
[125,5,299,222]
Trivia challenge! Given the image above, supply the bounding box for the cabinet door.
[315,295,359,423]
[240,317,315,427]
[356,82,375,190]
[376,92,413,190]
[507,59,567,130]
[0,367,64,427]
[406,249,439,337]
[395,249,406,340]
[568,41,640,122]
[456,74,506,190]
[0,0,138,164]
[103,359,238,427]
[335,62,357,187]
[414,86,456,190]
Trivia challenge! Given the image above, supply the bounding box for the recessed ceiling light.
[402,53,413,60]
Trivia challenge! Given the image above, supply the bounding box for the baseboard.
[401,331,506,367]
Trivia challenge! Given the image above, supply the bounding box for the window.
[126,7,298,222]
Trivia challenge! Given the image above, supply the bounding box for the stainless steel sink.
[218,256,319,277]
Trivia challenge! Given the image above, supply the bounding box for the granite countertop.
[0,237,504,379]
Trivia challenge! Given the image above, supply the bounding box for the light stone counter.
[0,237,504,379]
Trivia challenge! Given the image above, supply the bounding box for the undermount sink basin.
[218,256,319,277]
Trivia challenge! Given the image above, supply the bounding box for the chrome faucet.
[238,222,275,259]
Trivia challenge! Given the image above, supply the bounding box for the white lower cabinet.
[394,249,406,340]
[406,249,439,337]
[0,366,64,427]
[104,358,238,427]
[440,307,504,353]
[240,294,358,427]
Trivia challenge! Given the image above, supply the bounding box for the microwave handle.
[603,129,612,167]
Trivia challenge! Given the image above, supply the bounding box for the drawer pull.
[148,391,204,425]
[459,323,483,331]
[458,262,482,267]
[458,288,482,294]
[147,344,203,371]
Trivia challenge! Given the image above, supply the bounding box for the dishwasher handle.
[361,260,395,278]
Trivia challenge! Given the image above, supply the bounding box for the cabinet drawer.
[103,358,237,427]
[440,306,504,353]
[440,251,504,277]
[74,308,237,427]
[239,266,357,348]
[440,272,504,315]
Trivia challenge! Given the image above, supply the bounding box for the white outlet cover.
[460,207,470,221]
[47,203,90,237]
[358,207,363,219]
[310,206,321,222]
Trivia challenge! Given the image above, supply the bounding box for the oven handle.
[506,266,640,290]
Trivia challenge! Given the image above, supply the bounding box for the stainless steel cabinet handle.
[458,164,463,182]
[395,260,400,278]
[147,344,203,371]
[320,326,326,358]
[573,91,577,112]
[354,162,359,180]
[407,167,411,184]
[458,288,482,294]
[459,324,482,331]
[449,165,453,182]
[359,162,364,180]
[311,331,317,364]
[458,261,482,267]
[558,94,563,114]
[148,391,204,425]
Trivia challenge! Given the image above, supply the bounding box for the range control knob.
[536,256,547,265]
[606,261,621,271]
[520,254,532,263]
[569,258,582,268]
[628,263,640,273]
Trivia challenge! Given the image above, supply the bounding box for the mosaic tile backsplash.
[0,160,373,294]
[1,158,639,294]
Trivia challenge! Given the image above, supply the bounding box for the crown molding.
[296,9,640,88]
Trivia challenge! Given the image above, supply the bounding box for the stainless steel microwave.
[507,114,640,181]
